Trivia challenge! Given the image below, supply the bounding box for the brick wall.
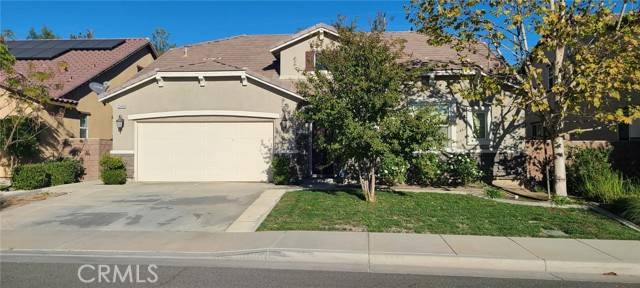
[60,138,112,180]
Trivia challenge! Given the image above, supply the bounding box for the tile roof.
[108,25,502,99]
[4,38,154,103]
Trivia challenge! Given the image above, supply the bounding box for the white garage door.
[136,122,273,182]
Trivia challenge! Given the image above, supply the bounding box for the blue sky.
[1,1,412,45]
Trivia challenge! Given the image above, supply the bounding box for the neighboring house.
[526,64,640,142]
[524,59,640,182]
[0,39,157,180]
[100,23,523,182]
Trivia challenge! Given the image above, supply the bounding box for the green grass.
[259,190,640,240]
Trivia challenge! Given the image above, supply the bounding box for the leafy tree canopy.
[296,24,446,202]
[406,0,640,196]
[27,26,59,39]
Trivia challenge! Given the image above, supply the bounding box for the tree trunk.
[552,135,568,197]
[360,166,376,203]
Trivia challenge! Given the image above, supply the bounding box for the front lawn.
[259,190,640,240]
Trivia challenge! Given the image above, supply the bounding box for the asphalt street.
[2,262,637,288]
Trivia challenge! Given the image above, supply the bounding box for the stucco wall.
[413,78,525,154]
[279,34,338,79]
[74,51,156,140]
[107,76,300,153]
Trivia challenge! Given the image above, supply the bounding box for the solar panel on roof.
[6,39,126,60]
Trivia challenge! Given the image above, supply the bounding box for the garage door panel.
[137,122,273,182]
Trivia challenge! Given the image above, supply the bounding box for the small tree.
[0,43,58,171]
[296,25,445,202]
[27,26,58,40]
[406,0,640,196]
[70,29,94,39]
[150,28,176,55]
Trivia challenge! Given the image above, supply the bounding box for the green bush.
[485,187,505,199]
[567,147,612,197]
[612,197,640,225]
[409,153,445,186]
[582,169,627,204]
[99,154,126,171]
[43,158,84,186]
[445,154,483,185]
[272,154,297,185]
[551,195,571,206]
[11,164,51,190]
[377,154,408,186]
[568,147,640,203]
[100,154,127,185]
[101,169,127,185]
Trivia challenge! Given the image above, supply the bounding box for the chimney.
[183,46,188,57]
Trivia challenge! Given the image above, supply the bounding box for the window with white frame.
[467,107,491,145]
[435,102,452,145]
[79,115,88,138]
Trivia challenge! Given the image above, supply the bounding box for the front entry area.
[136,121,273,182]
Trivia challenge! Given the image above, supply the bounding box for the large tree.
[407,0,640,196]
[150,28,176,55]
[296,25,445,202]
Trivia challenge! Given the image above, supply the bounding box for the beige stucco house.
[101,23,523,182]
[1,39,157,180]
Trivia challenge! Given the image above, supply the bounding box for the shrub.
[485,187,505,199]
[409,153,445,186]
[100,154,127,185]
[11,164,51,190]
[567,147,612,197]
[272,154,297,185]
[377,154,408,186]
[43,158,84,186]
[551,195,571,206]
[582,169,626,204]
[101,169,127,185]
[612,197,640,225]
[445,154,483,185]
[99,154,126,171]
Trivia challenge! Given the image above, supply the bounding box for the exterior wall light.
[116,115,125,132]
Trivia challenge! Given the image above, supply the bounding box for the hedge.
[11,164,51,190]
[11,158,83,190]
[43,158,84,186]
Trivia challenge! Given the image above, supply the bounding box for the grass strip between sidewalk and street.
[258,190,640,240]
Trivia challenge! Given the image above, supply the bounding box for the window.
[531,122,545,139]
[467,107,490,145]
[305,51,316,72]
[79,115,88,138]
[435,102,451,145]
[473,111,487,140]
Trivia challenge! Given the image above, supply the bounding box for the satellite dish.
[89,82,108,95]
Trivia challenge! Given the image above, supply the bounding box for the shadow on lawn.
[307,188,410,201]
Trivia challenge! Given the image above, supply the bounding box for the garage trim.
[129,110,280,120]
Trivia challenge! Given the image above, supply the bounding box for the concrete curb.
[3,248,639,278]
[225,188,300,232]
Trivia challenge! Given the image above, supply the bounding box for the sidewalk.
[1,229,639,282]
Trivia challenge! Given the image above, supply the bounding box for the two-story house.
[1,38,157,180]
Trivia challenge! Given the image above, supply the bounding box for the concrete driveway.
[0,182,272,232]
